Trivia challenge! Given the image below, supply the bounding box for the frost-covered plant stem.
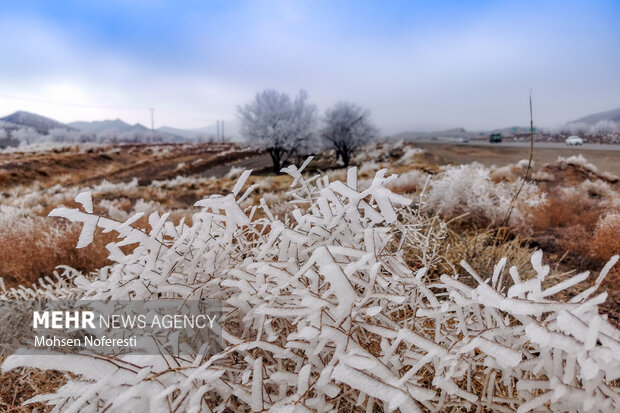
[2,163,618,412]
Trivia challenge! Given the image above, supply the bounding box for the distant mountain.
[69,119,150,134]
[0,111,73,133]
[71,118,242,141]
[571,107,620,124]
[0,109,245,142]
[157,126,203,140]
[159,119,241,142]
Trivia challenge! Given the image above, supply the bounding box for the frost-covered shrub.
[225,166,245,179]
[531,170,555,181]
[358,160,380,176]
[2,162,619,412]
[557,154,599,173]
[489,159,533,182]
[132,198,161,214]
[426,163,545,227]
[98,199,132,221]
[555,154,619,181]
[579,179,618,201]
[152,175,212,188]
[387,169,429,194]
[398,147,424,163]
[92,178,140,195]
[352,140,403,164]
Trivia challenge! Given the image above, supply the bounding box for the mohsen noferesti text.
[34,335,137,348]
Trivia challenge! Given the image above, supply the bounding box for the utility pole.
[150,108,155,140]
[221,120,225,142]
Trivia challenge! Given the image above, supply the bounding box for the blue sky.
[0,0,618,133]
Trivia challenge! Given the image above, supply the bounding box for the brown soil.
[0,143,261,191]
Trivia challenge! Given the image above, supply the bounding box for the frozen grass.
[1,162,618,412]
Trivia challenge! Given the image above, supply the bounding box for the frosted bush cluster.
[152,175,215,189]
[558,121,620,135]
[489,159,533,182]
[352,139,404,164]
[0,266,85,300]
[425,162,545,227]
[387,169,429,193]
[557,154,600,173]
[2,161,619,412]
[225,166,246,179]
[398,147,424,163]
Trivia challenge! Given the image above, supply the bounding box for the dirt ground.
[412,142,620,176]
[0,143,259,190]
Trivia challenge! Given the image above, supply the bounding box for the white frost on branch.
[1,163,618,412]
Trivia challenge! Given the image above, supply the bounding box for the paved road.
[411,141,620,175]
[412,140,620,151]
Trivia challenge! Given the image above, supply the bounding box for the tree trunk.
[269,149,282,174]
[341,151,351,168]
[267,149,280,174]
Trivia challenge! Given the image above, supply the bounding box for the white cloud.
[0,2,618,133]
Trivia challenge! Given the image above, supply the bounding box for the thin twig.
[499,90,535,234]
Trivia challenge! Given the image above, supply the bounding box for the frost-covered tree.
[48,127,85,143]
[0,128,9,149]
[12,127,42,145]
[238,89,317,173]
[321,101,377,167]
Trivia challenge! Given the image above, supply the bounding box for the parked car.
[489,133,502,143]
[566,135,583,146]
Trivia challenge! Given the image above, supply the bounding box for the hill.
[572,107,620,124]
[0,111,73,134]
[69,119,150,134]
[159,119,241,142]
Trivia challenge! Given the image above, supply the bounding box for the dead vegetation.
[0,358,68,413]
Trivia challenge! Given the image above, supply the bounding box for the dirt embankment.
[0,143,261,190]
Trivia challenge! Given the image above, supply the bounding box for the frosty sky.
[0,0,619,133]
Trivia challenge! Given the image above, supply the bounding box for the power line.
[0,93,219,126]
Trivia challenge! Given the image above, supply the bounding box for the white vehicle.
[566,135,583,146]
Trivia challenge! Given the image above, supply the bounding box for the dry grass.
[0,151,299,290]
[0,357,68,412]
[530,192,602,230]
[442,229,535,283]
[591,213,620,260]
[0,223,114,287]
